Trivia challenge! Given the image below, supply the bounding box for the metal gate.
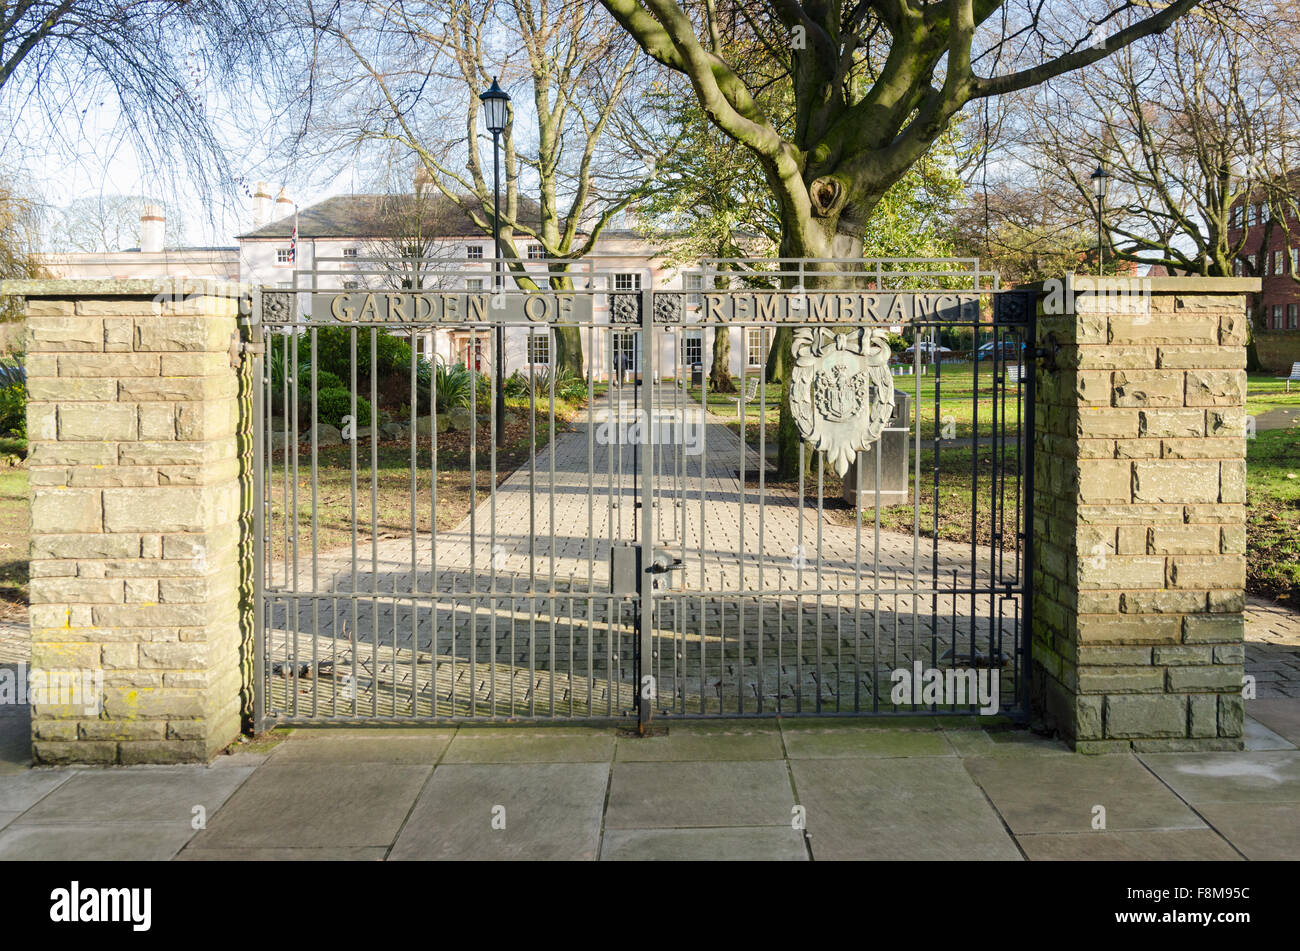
[253,258,1035,730]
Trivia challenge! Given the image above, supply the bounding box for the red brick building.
[1227,189,1300,370]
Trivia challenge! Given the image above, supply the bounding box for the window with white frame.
[613,272,641,291]
[342,247,358,258]
[1292,248,1299,274]
[1274,304,1284,329]
[467,245,484,260]
[746,327,766,367]
[1276,251,1286,275]
[1247,254,1257,272]
[466,278,484,291]
[528,331,550,365]
[276,249,293,264]
[1290,304,1299,330]
[683,331,702,368]
[682,272,703,308]
[1234,260,1243,277]
[342,280,360,290]
[527,244,546,260]
[1263,204,1272,223]
[1248,205,1257,227]
[1231,206,1241,229]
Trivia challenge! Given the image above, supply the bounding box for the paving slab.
[943,729,1072,758]
[188,763,431,849]
[1244,717,1297,751]
[175,846,388,861]
[963,755,1206,834]
[1192,803,1300,860]
[0,770,73,814]
[600,827,808,861]
[18,766,253,824]
[1247,700,1300,746]
[441,728,615,764]
[0,811,16,832]
[615,732,783,762]
[792,757,1022,860]
[389,762,608,860]
[1015,829,1242,861]
[782,727,952,759]
[657,719,781,735]
[0,711,30,773]
[605,760,794,829]
[0,821,196,860]
[271,733,453,764]
[1139,751,1300,804]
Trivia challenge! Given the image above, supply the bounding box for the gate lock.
[610,543,682,594]
[648,549,684,590]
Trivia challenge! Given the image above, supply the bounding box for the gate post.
[10,279,248,764]
[1030,275,1259,752]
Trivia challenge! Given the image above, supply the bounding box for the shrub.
[433,362,474,412]
[315,387,373,429]
[0,358,25,436]
[302,326,412,381]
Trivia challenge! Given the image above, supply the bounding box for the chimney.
[140,203,165,254]
[275,186,294,220]
[252,181,272,227]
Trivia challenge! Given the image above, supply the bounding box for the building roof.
[238,193,552,240]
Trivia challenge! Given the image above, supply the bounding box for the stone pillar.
[1031,275,1259,752]
[11,279,247,764]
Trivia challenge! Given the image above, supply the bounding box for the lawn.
[1245,428,1300,604]
[0,461,27,622]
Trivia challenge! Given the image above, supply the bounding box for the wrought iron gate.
[253,258,1036,730]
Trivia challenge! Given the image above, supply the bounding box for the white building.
[237,181,768,383]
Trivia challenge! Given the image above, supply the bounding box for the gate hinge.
[229,332,265,368]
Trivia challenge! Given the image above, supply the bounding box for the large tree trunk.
[709,326,735,392]
[554,325,584,379]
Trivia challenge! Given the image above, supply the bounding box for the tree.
[601,0,1205,476]
[0,177,44,322]
[283,0,665,378]
[0,2,283,202]
[48,195,185,252]
[354,188,468,292]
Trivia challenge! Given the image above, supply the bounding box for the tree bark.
[709,326,735,392]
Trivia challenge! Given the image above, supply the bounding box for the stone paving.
[0,718,1296,860]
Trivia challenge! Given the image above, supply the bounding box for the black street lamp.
[480,77,510,447]
[1090,164,1111,276]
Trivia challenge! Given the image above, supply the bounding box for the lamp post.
[1090,164,1111,276]
[480,77,510,447]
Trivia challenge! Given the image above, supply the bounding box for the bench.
[1284,362,1300,393]
[736,376,759,417]
[1005,364,1025,385]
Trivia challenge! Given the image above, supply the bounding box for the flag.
[289,206,299,263]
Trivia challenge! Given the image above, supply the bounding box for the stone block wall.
[11,279,247,764]
[1031,276,1259,752]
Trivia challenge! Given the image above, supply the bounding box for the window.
[342,247,358,258]
[1290,304,1299,330]
[683,331,702,368]
[1247,254,1257,273]
[746,327,766,367]
[1234,260,1243,277]
[276,249,293,265]
[1248,205,1257,227]
[275,281,292,289]
[467,245,484,260]
[466,278,484,292]
[1276,251,1286,276]
[1274,305,1284,329]
[1292,249,1299,274]
[1263,204,1272,223]
[403,244,421,258]
[613,273,641,291]
[527,331,550,365]
[342,280,360,290]
[527,244,546,260]
[1231,206,1241,229]
[682,273,703,308]
[611,331,639,375]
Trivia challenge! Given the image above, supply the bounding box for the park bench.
[1005,363,1025,385]
[736,376,759,417]
[1283,361,1300,393]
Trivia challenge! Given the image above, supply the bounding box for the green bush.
[301,327,412,381]
[0,358,25,437]
[434,362,474,412]
[315,387,373,429]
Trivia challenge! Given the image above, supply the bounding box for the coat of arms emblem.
[789,327,895,477]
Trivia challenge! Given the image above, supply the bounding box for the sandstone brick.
[80,720,166,742]
[33,741,117,765]
[1076,409,1138,439]
[1218,695,1244,737]
[57,353,159,377]
[24,299,74,316]
[138,403,176,440]
[1168,555,1245,590]
[103,318,133,352]
[1183,614,1245,643]
[1105,694,1187,738]
[1206,409,1248,438]
[1220,525,1245,555]
[1156,347,1247,369]
[1148,524,1219,555]
[1220,311,1249,346]
[1189,695,1217,737]
[30,577,123,604]
[1219,460,1245,504]
[1139,409,1204,438]
[31,488,101,533]
[1077,615,1181,644]
[1153,645,1215,666]
[27,442,117,466]
[59,403,137,441]
[1114,439,1161,459]
[75,298,160,316]
[1109,315,1217,345]
[67,466,158,488]
[1160,437,1243,459]
[27,316,103,351]
[1111,370,1184,407]
[1075,346,1157,370]
[1079,667,1164,693]
[1077,460,1131,503]
[1132,461,1219,504]
[134,316,230,352]
[1207,591,1245,613]
[25,377,117,402]
[1166,666,1242,691]
[1185,369,1245,407]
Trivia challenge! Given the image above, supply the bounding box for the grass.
[1245,428,1300,604]
[0,464,28,621]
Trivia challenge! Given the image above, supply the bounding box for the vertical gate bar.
[873,419,882,713]
[737,344,745,715]
[430,332,439,716]
[466,327,479,718]
[350,327,359,717]
[854,439,863,713]
[370,327,380,717]
[549,339,557,717]
[930,327,940,703]
[638,289,655,732]
[488,322,497,718]
[1021,303,1037,714]
[252,297,266,732]
[697,309,708,716]
[310,328,319,718]
[290,324,300,716]
[409,326,418,714]
[815,451,823,713]
[756,325,767,713]
[528,335,536,717]
[912,327,922,713]
[796,439,804,713]
[970,315,979,672]
[586,319,595,717]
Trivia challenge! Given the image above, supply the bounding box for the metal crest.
[789,328,895,478]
